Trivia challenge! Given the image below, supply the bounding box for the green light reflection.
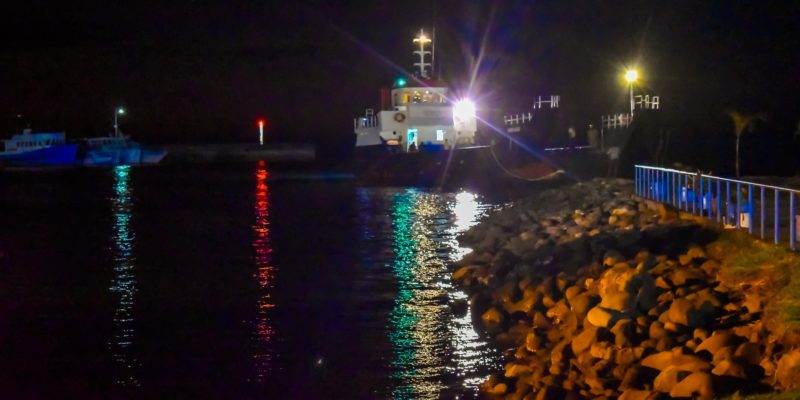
[109,165,140,387]
[388,189,497,399]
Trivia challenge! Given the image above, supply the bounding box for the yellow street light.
[625,69,638,83]
[624,69,639,116]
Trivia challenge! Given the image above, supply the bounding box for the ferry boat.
[0,130,78,167]
[78,134,167,166]
[352,29,492,187]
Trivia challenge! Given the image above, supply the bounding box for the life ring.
[393,112,406,123]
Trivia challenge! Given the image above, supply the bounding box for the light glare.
[453,99,476,121]
[625,69,638,83]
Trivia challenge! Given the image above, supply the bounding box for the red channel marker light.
[257,119,265,128]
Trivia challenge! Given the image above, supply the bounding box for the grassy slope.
[708,228,800,399]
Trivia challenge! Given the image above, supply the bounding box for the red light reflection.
[252,164,274,380]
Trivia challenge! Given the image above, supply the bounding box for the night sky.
[2,1,798,145]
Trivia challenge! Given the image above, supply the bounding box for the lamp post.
[258,119,265,145]
[625,69,638,117]
[114,107,125,137]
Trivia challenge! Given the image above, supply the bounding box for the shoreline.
[452,178,800,399]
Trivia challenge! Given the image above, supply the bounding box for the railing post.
[699,176,705,218]
[775,190,780,245]
[726,181,731,226]
[692,175,697,215]
[716,180,722,223]
[748,185,753,234]
[736,182,741,229]
[761,187,765,240]
[677,174,683,210]
[789,191,797,250]
[671,172,676,207]
[707,177,712,219]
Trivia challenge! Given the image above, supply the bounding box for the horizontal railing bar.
[634,165,800,194]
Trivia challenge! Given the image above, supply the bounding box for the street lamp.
[624,69,638,117]
[114,107,125,137]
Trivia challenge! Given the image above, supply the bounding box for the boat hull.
[0,144,79,166]
[353,145,500,189]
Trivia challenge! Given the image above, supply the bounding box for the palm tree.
[728,111,763,178]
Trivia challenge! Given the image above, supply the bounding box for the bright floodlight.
[453,99,476,121]
[413,34,431,44]
[625,69,638,83]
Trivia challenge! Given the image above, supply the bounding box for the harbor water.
[0,164,501,399]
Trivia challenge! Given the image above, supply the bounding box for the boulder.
[669,371,714,399]
[618,389,657,400]
[587,306,620,328]
[735,342,762,365]
[653,366,682,393]
[775,349,800,390]
[571,326,598,355]
[641,349,711,372]
[481,307,505,333]
[611,319,636,347]
[648,321,667,340]
[525,332,542,352]
[711,359,748,379]
[695,330,736,355]
[569,292,598,317]
[505,362,533,378]
[743,292,763,314]
[546,300,570,323]
[670,267,707,286]
[666,298,712,328]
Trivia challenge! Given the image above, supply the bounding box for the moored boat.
[352,29,492,187]
[0,130,78,167]
[78,135,167,166]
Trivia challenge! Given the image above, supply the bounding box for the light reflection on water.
[251,162,275,381]
[109,165,140,387]
[386,188,499,399]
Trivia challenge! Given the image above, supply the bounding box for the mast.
[412,29,432,79]
[431,26,436,79]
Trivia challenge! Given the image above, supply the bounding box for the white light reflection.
[447,191,500,389]
[109,165,140,387]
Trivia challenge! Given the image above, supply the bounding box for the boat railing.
[503,112,534,126]
[354,115,379,129]
[601,113,632,130]
[635,164,800,250]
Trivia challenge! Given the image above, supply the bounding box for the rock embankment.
[452,178,800,399]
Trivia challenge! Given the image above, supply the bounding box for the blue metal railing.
[635,165,799,250]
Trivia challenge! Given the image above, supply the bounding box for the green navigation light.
[395,78,407,87]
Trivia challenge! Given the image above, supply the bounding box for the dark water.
[0,164,501,399]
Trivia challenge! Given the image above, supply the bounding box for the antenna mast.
[413,29,432,79]
[431,26,436,79]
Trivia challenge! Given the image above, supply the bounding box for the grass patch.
[710,229,800,330]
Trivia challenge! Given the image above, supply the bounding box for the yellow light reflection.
[109,165,140,387]
[252,162,275,381]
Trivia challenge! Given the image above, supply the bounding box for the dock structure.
[163,143,315,163]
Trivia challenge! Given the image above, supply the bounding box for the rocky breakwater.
[452,178,800,399]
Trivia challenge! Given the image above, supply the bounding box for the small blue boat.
[79,135,167,166]
[0,130,78,167]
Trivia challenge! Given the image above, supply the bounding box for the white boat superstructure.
[354,29,477,153]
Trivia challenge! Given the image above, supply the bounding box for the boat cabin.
[354,30,477,153]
